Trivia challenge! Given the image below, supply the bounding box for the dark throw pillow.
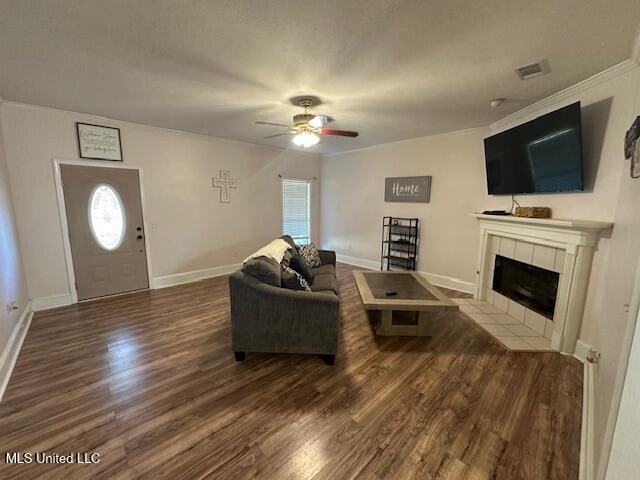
[298,243,322,268]
[242,257,281,286]
[280,235,298,251]
[290,253,315,284]
[281,265,311,291]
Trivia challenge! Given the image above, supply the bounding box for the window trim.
[281,177,312,246]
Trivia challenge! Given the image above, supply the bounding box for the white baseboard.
[153,263,242,289]
[420,271,475,294]
[32,293,73,311]
[0,302,34,402]
[579,361,595,480]
[335,254,379,270]
[335,253,476,294]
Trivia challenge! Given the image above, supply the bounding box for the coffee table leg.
[376,310,394,335]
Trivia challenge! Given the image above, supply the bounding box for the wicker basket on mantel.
[514,207,552,218]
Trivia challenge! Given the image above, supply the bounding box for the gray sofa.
[228,236,340,364]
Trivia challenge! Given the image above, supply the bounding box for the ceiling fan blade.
[321,128,358,137]
[264,132,294,138]
[255,121,290,128]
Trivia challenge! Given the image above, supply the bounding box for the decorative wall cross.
[212,170,238,203]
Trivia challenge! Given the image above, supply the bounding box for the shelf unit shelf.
[381,217,419,271]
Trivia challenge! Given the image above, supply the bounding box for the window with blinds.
[282,179,311,246]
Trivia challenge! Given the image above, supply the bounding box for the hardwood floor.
[0,263,582,479]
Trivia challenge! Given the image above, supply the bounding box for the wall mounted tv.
[484,102,584,195]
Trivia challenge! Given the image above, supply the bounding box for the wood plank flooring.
[0,263,582,479]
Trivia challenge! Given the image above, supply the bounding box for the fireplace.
[492,255,559,320]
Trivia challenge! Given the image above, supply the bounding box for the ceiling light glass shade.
[292,131,320,148]
[307,116,324,129]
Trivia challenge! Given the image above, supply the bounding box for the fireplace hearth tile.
[481,324,512,336]
[487,313,522,325]
[495,336,534,351]
[460,304,482,314]
[476,304,504,314]
[468,313,494,324]
[505,324,540,337]
[461,300,555,352]
[521,336,553,351]
[451,298,469,305]
[465,299,484,305]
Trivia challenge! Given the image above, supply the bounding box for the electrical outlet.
[586,348,601,364]
[6,301,19,314]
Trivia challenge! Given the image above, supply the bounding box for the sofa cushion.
[310,273,338,294]
[281,265,311,291]
[312,264,335,276]
[290,253,315,284]
[298,243,322,268]
[241,257,281,286]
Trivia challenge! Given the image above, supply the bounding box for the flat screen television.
[484,102,584,195]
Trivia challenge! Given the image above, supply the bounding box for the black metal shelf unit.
[380,217,419,271]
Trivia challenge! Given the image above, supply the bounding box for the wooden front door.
[60,165,149,301]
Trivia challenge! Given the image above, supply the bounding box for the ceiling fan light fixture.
[292,131,320,148]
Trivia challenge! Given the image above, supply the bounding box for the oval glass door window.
[88,184,126,251]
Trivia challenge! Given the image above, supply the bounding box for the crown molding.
[490,60,638,133]
[322,126,487,158]
[0,100,322,159]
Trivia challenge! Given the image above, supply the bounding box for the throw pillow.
[281,248,294,268]
[290,253,315,284]
[298,243,322,268]
[280,235,298,251]
[241,257,281,286]
[281,265,311,291]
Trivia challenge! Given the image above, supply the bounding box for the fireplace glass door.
[492,255,559,320]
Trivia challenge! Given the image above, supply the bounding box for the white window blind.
[282,179,311,245]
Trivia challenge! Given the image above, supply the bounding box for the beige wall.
[0,101,29,373]
[321,128,487,287]
[0,102,321,301]
[320,63,640,476]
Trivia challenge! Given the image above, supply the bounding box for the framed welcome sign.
[76,122,123,161]
[384,176,431,203]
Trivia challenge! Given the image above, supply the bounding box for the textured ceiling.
[0,0,638,154]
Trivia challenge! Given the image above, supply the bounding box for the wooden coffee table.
[353,270,459,336]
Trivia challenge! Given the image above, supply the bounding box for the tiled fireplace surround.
[470,214,613,353]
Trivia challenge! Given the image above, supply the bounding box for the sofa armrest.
[318,249,336,266]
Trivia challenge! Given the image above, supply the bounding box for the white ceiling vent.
[515,60,549,80]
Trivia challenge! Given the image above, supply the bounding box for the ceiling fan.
[256,97,358,148]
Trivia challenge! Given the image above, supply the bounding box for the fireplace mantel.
[470,213,613,231]
[471,213,613,354]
